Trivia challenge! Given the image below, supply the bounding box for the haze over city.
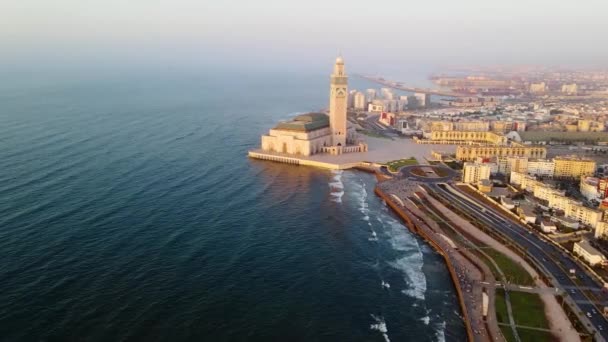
[3,0,608,74]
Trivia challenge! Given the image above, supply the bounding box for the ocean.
[0,67,465,341]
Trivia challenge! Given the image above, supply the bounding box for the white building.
[365,89,377,102]
[368,102,384,113]
[259,57,366,156]
[595,221,608,239]
[561,83,578,95]
[415,93,431,108]
[353,92,366,110]
[527,159,555,177]
[541,220,557,233]
[530,82,546,94]
[581,176,601,201]
[381,88,395,100]
[463,162,491,184]
[573,240,606,266]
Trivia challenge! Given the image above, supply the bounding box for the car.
[587,312,592,318]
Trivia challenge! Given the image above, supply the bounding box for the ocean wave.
[370,314,390,342]
[386,231,427,301]
[329,170,344,203]
[435,321,446,342]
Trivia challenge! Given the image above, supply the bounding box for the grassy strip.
[499,325,517,342]
[495,289,509,323]
[517,329,554,342]
[385,157,418,172]
[484,249,535,286]
[496,290,553,341]
[509,291,549,329]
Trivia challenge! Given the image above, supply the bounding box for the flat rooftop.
[250,136,457,168]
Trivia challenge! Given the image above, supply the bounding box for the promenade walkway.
[425,195,580,342]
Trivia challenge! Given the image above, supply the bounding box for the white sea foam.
[435,321,446,342]
[421,316,430,325]
[381,280,390,289]
[368,230,379,242]
[330,191,344,203]
[383,217,427,301]
[329,181,344,190]
[370,314,390,342]
[329,170,344,203]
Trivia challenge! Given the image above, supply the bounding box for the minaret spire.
[329,56,348,147]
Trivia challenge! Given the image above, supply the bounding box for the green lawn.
[495,290,509,323]
[484,249,535,286]
[517,329,554,342]
[509,292,549,329]
[385,158,418,172]
[496,290,552,342]
[499,325,517,342]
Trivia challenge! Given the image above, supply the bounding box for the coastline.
[373,182,476,342]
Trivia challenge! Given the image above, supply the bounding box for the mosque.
[259,57,368,156]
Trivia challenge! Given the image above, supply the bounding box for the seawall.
[374,186,475,342]
[248,151,370,170]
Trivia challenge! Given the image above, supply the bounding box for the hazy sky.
[2,0,608,74]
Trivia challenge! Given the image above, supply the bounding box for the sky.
[2,0,608,75]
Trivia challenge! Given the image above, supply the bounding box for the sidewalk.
[426,195,580,342]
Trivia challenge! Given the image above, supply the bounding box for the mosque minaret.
[329,56,348,147]
[254,56,367,160]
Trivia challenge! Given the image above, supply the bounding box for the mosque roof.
[274,113,330,132]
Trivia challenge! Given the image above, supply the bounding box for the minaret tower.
[329,56,348,147]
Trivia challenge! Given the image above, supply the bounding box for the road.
[430,183,608,340]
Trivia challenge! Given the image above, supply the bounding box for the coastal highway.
[429,183,608,341]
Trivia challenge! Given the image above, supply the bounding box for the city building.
[407,95,420,109]
[509,171,602,228]
[425,131,507,145]
[365,89,377,102]
[259,57,366,156]
[491,121,526,133]
[595,221,608,239]
[554,156,596,178]
[529,82,546,94]
[347,90,357,109]
[517,205,537,224]
[578,120,591,132]
[527,159,555,177]
[414,93,431,108]
[462,162,491,184]
[368,100,384,113]
[353,92,366,110]
[541,220,557,233]
[454,121,490,132]
[429,121,454,132]
[505,156,528,174]
[581,177,608,200]
[581,177,602,201]
[456,145,547,161]
[510,171,544,192]
[561,83,578,95]
[577,120,605,132]
[573,240,606,266]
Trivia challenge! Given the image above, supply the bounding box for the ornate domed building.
[258,57,366,157]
